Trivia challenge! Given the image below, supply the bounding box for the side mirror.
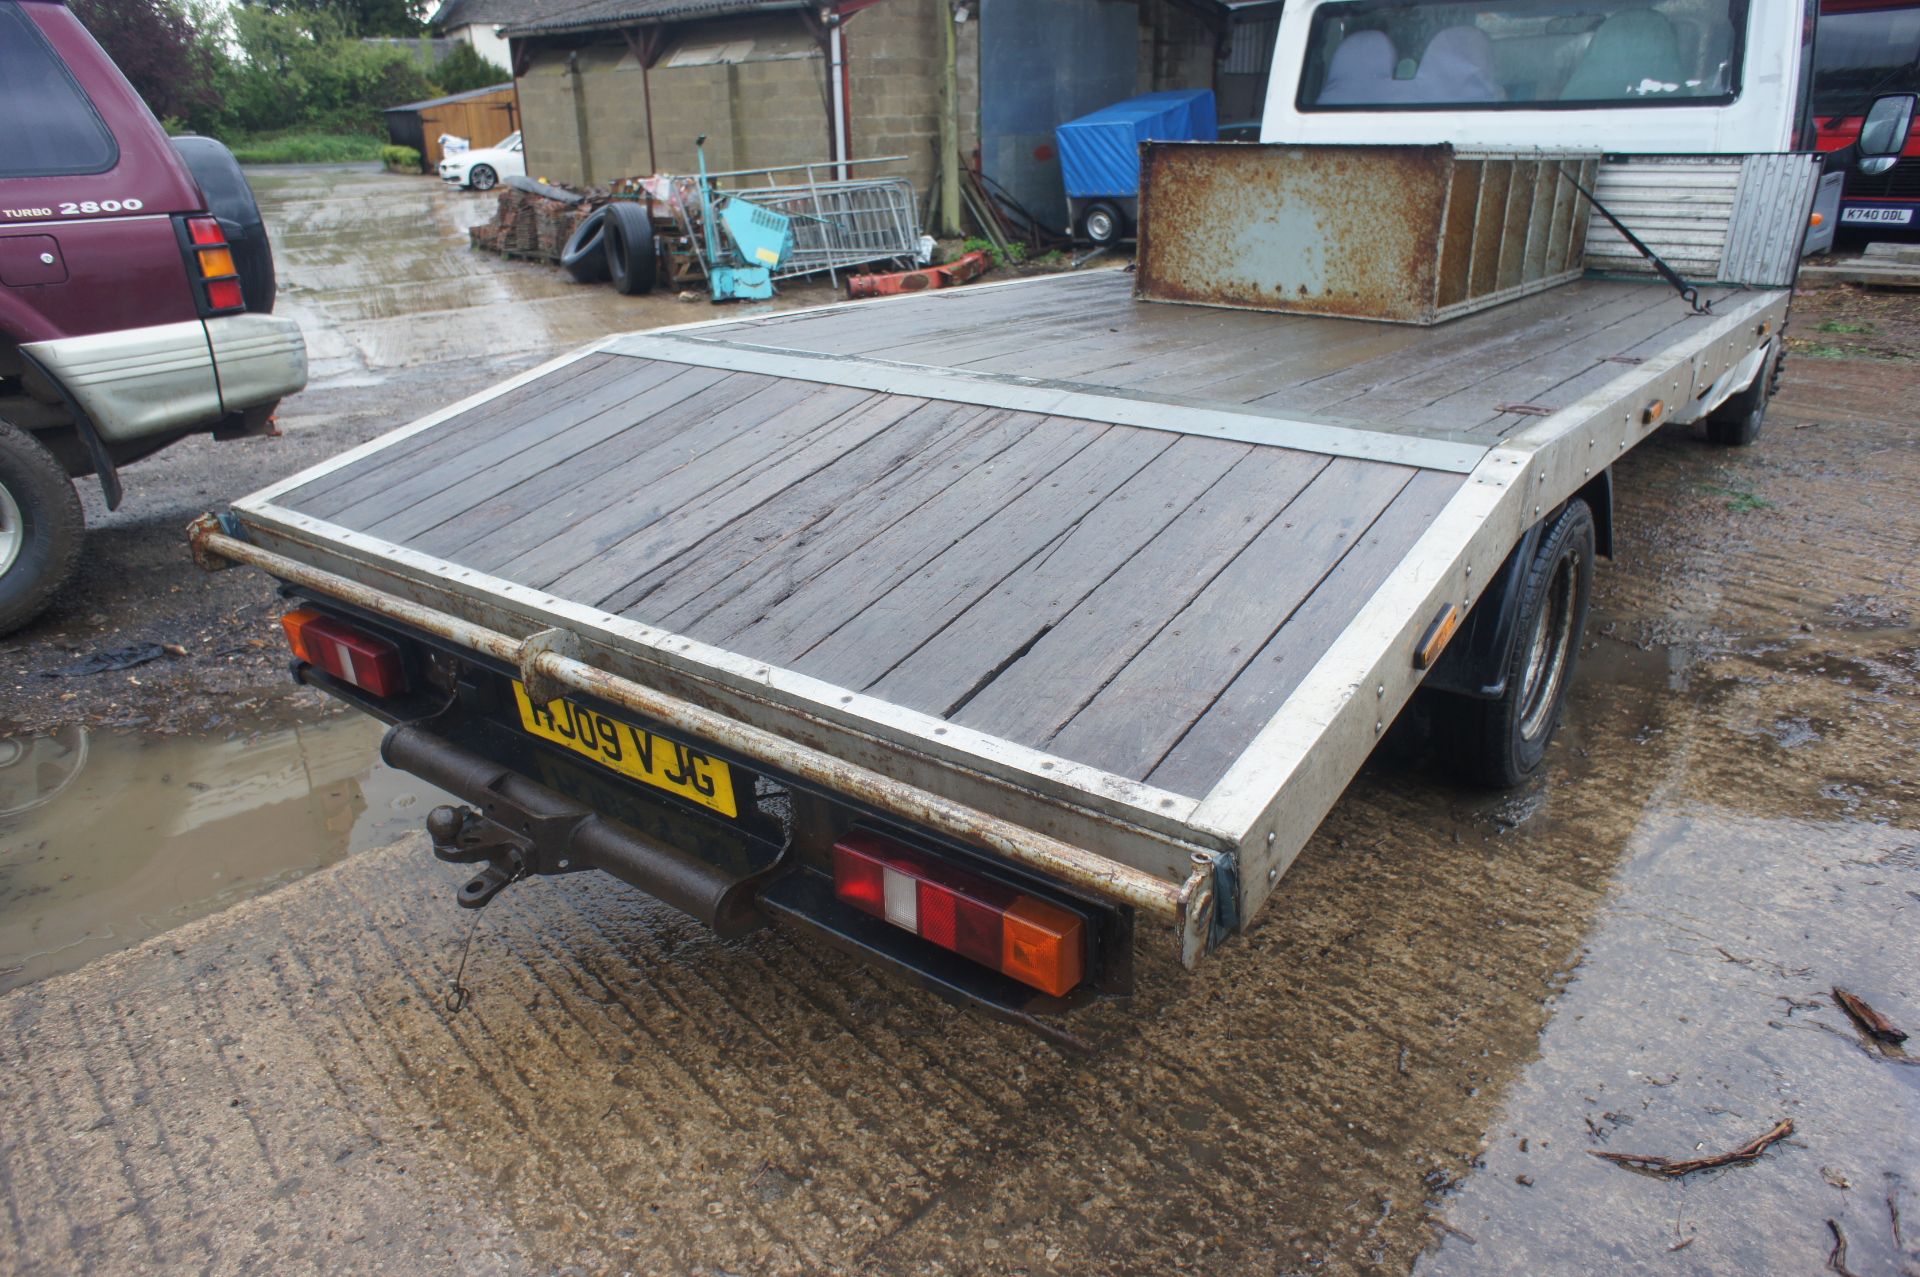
[1857,93,1916,176]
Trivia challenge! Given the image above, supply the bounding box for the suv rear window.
[0,1,119,178]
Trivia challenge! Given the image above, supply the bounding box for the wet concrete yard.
[1,166,1916,1275]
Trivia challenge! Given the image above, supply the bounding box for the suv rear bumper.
[22,313,306,443]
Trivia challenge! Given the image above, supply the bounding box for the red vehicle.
[1815,0,1920,240]
[0,0,307,633]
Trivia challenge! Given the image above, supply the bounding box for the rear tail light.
[832,830,1085,997]
[281,608,408,698]
[183,216,245,314]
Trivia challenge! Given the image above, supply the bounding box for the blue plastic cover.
[1055,89,1218,199]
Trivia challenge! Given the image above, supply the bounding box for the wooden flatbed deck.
[235,270,1789,910]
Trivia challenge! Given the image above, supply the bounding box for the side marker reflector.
[1415,603,1462,670]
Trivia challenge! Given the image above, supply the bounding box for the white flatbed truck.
[193,0,1915,1031]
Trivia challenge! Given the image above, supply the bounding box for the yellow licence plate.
[511,681,738,818]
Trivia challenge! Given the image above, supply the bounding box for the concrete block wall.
[517,0,978,203]
[845,0,966,199]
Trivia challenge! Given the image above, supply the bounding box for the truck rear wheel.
[1447,498,1595,788]
[0,422,84,636]
[1705,364,1769,446]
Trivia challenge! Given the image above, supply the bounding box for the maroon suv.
[0,0,307,633]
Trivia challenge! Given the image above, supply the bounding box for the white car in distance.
[438,132,525,191]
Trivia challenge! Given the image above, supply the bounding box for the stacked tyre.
[560,202,656,295]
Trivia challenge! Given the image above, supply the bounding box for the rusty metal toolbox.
[1135,142,1602,326]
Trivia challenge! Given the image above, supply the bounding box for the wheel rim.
[1087,209,1116,242]
[1517,550,1578,742]
[473,166,495,190]
[0,478,23,579]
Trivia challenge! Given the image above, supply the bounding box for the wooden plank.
[575,393,933,615]
[619,401,1033,626]
[487,376,845,586]
[1405,291,1704,433]
[727,273,1117,356]
[686,416,1109,664]
[281,353,626,512]
[792,425,1195,691]
[303,357,674,524]
[866,435,1254,715]
[951,304,1296,382]
[1043,457,1417,780]
[407,369,777,563]
[1252,281,1670,420]
[873,305,1149,369]
[1146,470,1463,796]
[949,447,1329,747]
[544,384,915,607]
[340,363,726,540]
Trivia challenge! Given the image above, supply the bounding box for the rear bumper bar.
[382,723,779,936]
[189,518,1223,966]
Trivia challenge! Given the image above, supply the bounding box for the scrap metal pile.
[467,155,927,302]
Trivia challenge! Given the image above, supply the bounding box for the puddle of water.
[0,715,447,993]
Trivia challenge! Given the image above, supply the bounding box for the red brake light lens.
[184,217,244,312]
[281,607,408,698]
[206,278,245,310]
[831,830,1086,997]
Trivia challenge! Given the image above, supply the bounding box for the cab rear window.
[0,1,119,178]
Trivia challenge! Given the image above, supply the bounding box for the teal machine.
[695,136,795,301]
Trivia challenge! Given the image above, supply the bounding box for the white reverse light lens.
[882,867,918,930]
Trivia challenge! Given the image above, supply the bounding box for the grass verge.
[226,133,386,165]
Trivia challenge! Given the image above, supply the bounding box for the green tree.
[240,0,426,38]
[68,0,221,124]
[434,41,509,94]
[218,6,439,135]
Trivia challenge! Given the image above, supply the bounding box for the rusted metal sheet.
[1136,143,1600,326]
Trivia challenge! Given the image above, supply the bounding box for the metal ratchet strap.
[1558,166,1712,315]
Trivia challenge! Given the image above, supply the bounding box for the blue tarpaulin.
[1055,89,1218,199]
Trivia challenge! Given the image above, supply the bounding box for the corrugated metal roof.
[383,82,518,114]
[430,0,574,32]
[501,0,811,37]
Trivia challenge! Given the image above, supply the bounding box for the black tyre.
[1447,499,1595,788]
[1705,359,1771,446]
[561,208,611,283]
[603,202,657,295]
[1080,200,1124,245]
[0,422,84,637]
[469,163,498,192]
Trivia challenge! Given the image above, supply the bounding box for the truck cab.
[1263,0,1815,152]
[0,0,308,634]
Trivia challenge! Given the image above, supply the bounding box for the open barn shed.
[383,82,522,171]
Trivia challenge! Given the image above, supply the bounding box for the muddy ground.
[1,167,1917,1276]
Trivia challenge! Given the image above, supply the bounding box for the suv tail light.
[832,830,1086,997]
[281,608,407,697]
[183,216,245,313]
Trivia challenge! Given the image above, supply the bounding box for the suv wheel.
[0,422,84,636]
[469,164,498,191]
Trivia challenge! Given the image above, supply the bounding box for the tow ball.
[426,804,534,909]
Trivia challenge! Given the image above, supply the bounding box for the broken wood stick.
[1589,1118,1794,1177]
[1834,987,1908,1044]
[1827,1218,1860,1277]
